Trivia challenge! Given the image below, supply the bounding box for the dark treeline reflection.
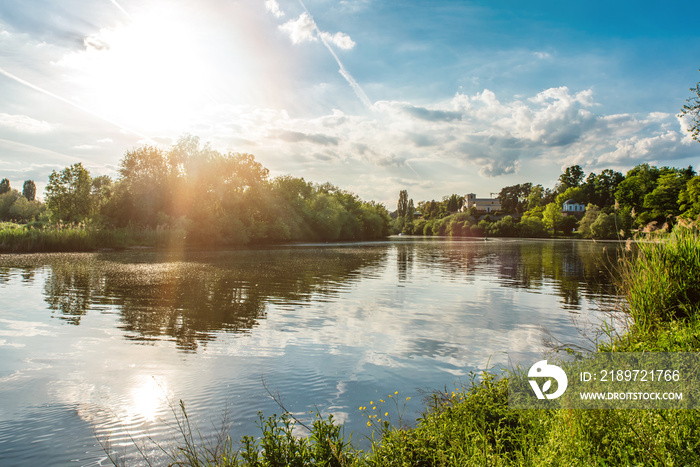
[1,247,387,351]
[394,238,620,310]
[0,239,620,351]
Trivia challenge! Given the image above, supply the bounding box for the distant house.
[562,199,585,216]
[461,193,501,213]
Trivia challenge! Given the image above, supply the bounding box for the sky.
[0,0,699,206]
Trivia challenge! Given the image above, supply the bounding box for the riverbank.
[0,223,188,253]
[111,227,699,466]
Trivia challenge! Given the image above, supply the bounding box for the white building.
[462,193,501,213]
[562,199,585,215]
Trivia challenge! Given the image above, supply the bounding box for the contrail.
[0,67,156,144]
[108,0,133,21]
[298,0,372,109]
[0,138,84,164]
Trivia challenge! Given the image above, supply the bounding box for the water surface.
[0,238,621,466]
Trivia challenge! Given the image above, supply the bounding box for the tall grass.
[616,225,700,335]
[0,223,187,253]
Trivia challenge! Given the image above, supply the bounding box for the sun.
[58,5,230,132]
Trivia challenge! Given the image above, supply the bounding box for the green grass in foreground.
[101,227,700,466]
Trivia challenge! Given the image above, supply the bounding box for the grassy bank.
[106,227,700,467]
[0,223,187,253]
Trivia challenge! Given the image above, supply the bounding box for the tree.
[615,164,661,212]
[680,73,700,142]
[557,165,584,192]
[397,190,409,218]
[499,183,532,213]
[679,176,700,219]
[45,163,93,222]
[542,202,563,234]
[0,178,9,195]
[590,213,622,239]
[445,194,462,213]
[577,204,601,238]
[643,167,695,221]
[555,186,586,206]
[22,180,36,201]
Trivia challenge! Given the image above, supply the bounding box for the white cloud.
[320,31,356,50]
[264,0,285,18]
[0,113,53,133]
[279,13,318,45]
[209,86,694,184]
[279,13,355,50]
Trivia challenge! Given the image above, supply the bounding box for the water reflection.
[0,240,620,352]
[0,239,623,466]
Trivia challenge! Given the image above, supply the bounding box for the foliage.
[555,186,586,206]
[396,190,409,218]
[557,165,584,192]
[577,204,600,238]
[679,72,700,142]
[22,180,36,201]
[616,226,700,334]
[0,178,9,195]
[498,183,532,213]
[678,176,700,219]
[589,212,622,239]
[542,203,563,233]
[45,163,94,223]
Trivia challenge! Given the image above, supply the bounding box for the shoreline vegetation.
[102,225,700,466]
[2,136,700,253]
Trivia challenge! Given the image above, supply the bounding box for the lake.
[0,238,622,466]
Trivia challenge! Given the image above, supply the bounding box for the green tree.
[588,169,624,207]
[407,198,415,218]
[397,190,409,218]
[556,186,586,206]
[0,178,9,195]
[22,180,36,201]
[643,168,694,222]
[45,163,94,222]
[590,213,622,239]
[519,216,547,237]
[0,190,20,220]
[445,194,462,213]
[577,204,601,238]
[615,164,662,213]
[680,73,700,142]
[8,195,43,221]
[557,165,584,192]
[499,183,532,213]
[542,202,563,234]
[679,176,700,219]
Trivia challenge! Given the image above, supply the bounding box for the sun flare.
[58,5,229,131]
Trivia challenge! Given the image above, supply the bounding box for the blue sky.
[0,0,699,205]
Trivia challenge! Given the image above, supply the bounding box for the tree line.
[393,162,700,239]
[0,178,43,223]
[9,136,390,245]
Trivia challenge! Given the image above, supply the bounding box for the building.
[562,199,585,216]
[462,193,501,213]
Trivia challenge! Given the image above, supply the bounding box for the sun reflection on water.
[126,375,170,423]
